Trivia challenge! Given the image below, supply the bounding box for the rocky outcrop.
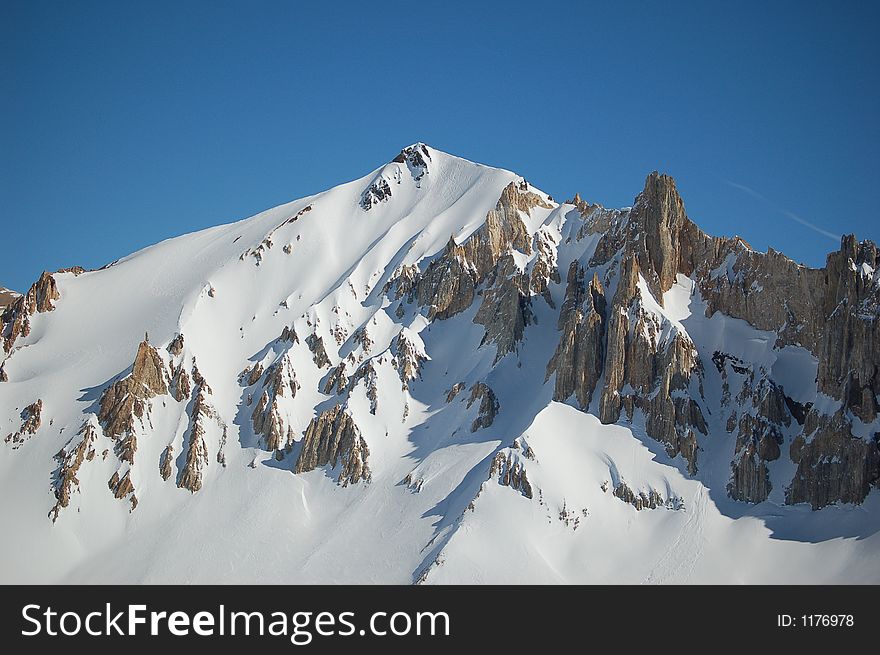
[814,237,879,422]
[546,264,606,408]
[160,444,174,481]
[245,362,263,387]
[384,264,420,303]
[787,410,880,509]
[349,360,379,414]
[639,333,705,475]
[323,362,348,395]
[583,171,878,505]
[170,363,192,402]
[529,228,561,307]
[595,256,705,474]
[108,470,136,510]
[446,382,465,403]
[295,406,371,486]
[473,255,534,362]
[177,367,215,492]
[352,326,373,356]
[279,325,299,343]
[726,375,789,503]
[461,183,553,359]
[361,177,392,210]
[467,383,499,432]
[416,239,476,320]
[4,399,42,449]
[631,172,690,300]
[612,482,680,511]
[306,333,331,368]
[167,333,185,356]
[48,421,98,522]
[417,181,551,329]
[250,353,299,456]
[97,337,169,463]
[0,272,60,353]
[489,451,533,499]
[391,330,426,390]
[392,143,431,182]
[240,205,313,263]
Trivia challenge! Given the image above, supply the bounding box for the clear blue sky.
[2,1,878,292]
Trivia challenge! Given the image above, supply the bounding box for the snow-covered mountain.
[2,144,879,584]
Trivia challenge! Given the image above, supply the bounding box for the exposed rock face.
[546,264,606,408]
[612,482,680,511]
[787,410,880,509]
[167,333,185,356]
[108,470,135,504]
[98,338,168,449]
[279,325,299,343]
[467,382,499,432]
[350,360,379,414]
[295,406,370,486]
[323,362,348,395]
[529,228,562,308]
[245,362,263,387]
[1,272,60,353]
[594,254,705,474]
[726,375,789,503]
[170,363,192,402]
[384,264,420,302]
[473,254,534,362]
[240,205,313,263]
[391,143,431,182]
[177,367,215,492]
[160,444,174,481]
[446,382,465,403]
[49,421,98,522]
[306,333,331,368]
[631,172,689,300]
[416,239,476,320]
[460,184,551,357]
[361,178,392,210]
[581,172,878,506]
[357,144,435,220]
[814,237,879,423]
[4,399,42,448]
[391,330,426,390]
[417,182,551,328]
[489,451,533,499]
[250,353,299,455]
[130,336,168,395]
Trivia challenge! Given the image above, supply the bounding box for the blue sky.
[2,1,878,292]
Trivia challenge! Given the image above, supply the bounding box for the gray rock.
[295,405,371,486]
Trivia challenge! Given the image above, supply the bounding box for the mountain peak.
[640,170,681,201]
[1,145,878,584]
[391,142,432,166]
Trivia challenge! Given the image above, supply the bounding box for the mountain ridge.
[1,143,878,583]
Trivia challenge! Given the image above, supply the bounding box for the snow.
[423,403,880,584]
[0,145,878,584]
